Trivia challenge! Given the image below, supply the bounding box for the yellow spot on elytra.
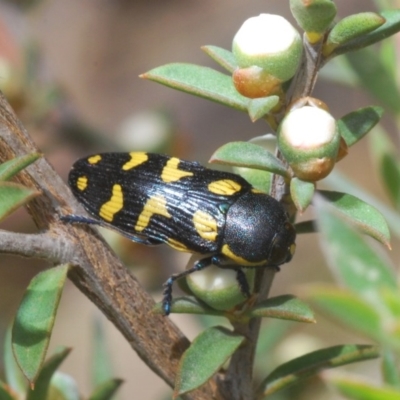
[168,238,188,252]
[193,210,218,241]
[99,184,123,222]
[123,152,148,170]
[161,157,194,183]
[208,179,241,196]
[251,188,265,194]
[88,155,102,164]
[77,176,88,191]
[221,244,266,266]
[135,194,171,232]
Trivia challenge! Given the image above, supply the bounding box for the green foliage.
[0,153,41,221]
[174,326,245,396]
[12,265,69,383]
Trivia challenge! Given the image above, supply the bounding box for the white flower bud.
[278,105,340,181]
[232,14,303,82]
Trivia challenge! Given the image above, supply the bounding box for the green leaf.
[210,141,289,177]
[141,63,248,111]
[0,153,41,181]
[324,170,400,239]
[201,45,237,73]
[325,12,385,54]
[315,196,396,298]
[328,374,400,400]
[307,285,385,341]
[91,317,115,389]
[382,349,400,388]
[174,326,245,396]
[0,381,15,400]
[247,295,315,323]
[26,347,71,400]
[258,344,379,397]
[0,182,40,221]
[345,48,400,114]
[338,106,383,147]
[12,265,69,384]
[48,372,80,400]
[232,166,271,193]
[331,10,400,58]
[319,190,391,248]
[290,178,315,213]
[88,379,123,400]
[4,326,26,397]
[368,129,400,210]
[247,96,279,122]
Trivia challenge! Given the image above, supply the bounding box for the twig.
[0,93,217,399]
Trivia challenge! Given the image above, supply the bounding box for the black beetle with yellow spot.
[66,152,296,315]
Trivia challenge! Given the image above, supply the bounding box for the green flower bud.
[185,255,254,311]
[232,66,282,98]
[290,0,337,43]
[232,14,303,83]
[278,103,340,181]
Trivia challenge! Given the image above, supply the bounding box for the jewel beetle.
[66,152,296,315]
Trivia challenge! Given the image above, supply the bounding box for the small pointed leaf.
[338,106,383,147]
[259,344,379,397]
[330,10,400,58]
[0,153,41,181]
[291,178,315,213]
[26,347,71,400]
[88,379,123,400]
[315,196,396,298]
[141,63,248,111]
[210,141,289,177]
[13,265,69,383]
[247,295,315,323]
[325,12,385,55]
[174,326,245,396]
[319,190,391,248]
[324,170,400,239]
[0,182,40,221]
[328,374,400,400]
[201,45,237,73]
[247,96,279,122]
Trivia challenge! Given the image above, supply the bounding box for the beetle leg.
[162,255,214,315]
[235,268,251,298]
[210,255,251,299]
